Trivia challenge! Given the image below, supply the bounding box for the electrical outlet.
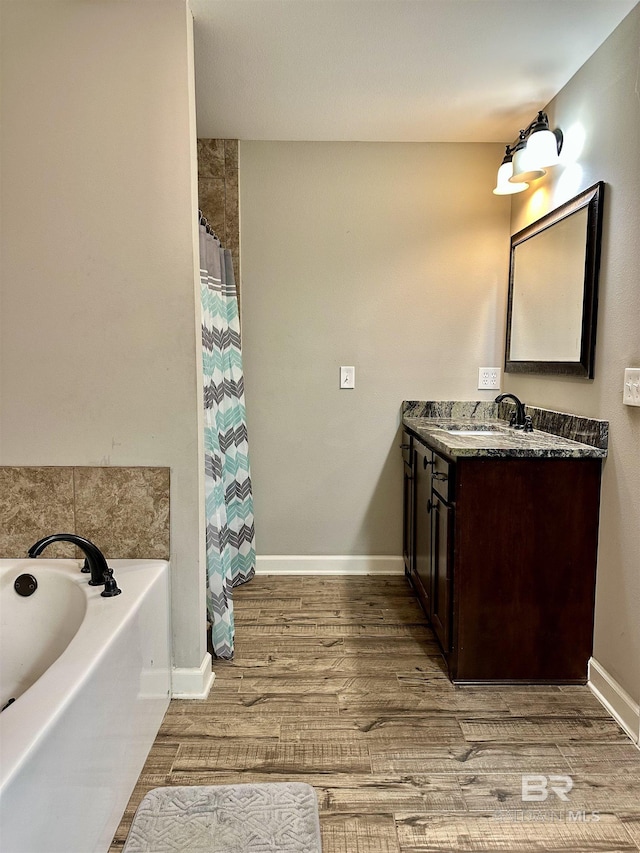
[478,367,501,390]
[340,366,355,389]
[623,368,640,407]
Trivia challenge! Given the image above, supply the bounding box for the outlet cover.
[623,368,640,406]
[478,367,501,390]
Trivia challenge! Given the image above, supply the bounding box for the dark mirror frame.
[505,181,605,378]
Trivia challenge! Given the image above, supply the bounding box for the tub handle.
[101,568,122,598]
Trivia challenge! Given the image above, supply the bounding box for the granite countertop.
[402,402,608,460]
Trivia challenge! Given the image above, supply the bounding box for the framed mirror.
[505,181,604,378]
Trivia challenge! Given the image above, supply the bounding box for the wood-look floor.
[110,575,640,852]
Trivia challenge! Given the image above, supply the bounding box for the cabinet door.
[413,442,434,617]
[431,490,453,652]
[402,451,415,576]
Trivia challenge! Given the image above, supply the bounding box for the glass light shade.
[493,160,528,195]
[526,127,560,168]
[509,144,546,183]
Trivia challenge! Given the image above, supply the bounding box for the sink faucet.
[495,393,532,431]
[28,534,121,597]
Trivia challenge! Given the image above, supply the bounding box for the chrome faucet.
[495,393,532,431]
[28,534,121,597]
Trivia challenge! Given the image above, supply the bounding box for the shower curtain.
[199,217,255,659]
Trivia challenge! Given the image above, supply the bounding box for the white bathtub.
[0,559,171,853]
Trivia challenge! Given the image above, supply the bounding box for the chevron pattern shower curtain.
[200,221,255,659]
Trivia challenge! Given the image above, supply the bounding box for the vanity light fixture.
[494,111,563,193]
[493,146,529,195]
[510,130,547,184]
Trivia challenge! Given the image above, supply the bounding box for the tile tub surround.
[197,138,239,286]
[0,467,76,558]
[402,401,608,459]
[0,466,170,559]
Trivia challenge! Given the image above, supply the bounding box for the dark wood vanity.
[402,406,606,683]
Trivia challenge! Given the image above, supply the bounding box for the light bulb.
[526,128,561,168]
[509,143,546,183]
[493,160,528,195]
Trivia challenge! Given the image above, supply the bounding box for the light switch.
[340,366,355,389]
[623,368,640,407]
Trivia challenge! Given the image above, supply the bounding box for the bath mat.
[122,782,322,852]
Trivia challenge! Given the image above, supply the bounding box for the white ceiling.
[191,0,637,143]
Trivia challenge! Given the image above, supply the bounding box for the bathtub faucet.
[28,534,122,597]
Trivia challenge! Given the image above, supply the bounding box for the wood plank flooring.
[109,575,640,852]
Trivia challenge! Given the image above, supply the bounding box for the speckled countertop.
[402,401,608,460]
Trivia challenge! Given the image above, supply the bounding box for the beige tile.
[165,770,412,787]
[0,466,75,557]
[225,178,239,230]
[244,611,387,625]
[166,693,339,717]
[197,138,225,179]
[73,467,169,559]
[237,675,430,695]
[137,742,179,774]
[299,576,409,592]
[320,813,400,853]
[238,597,303,610]
[370,743,570,775]
[459,771,640,812]
[280,715,464,745]
[230,653,444,677]
[174,741,372,773]
[111,574,638,853]
[224,138,238,173]
[460,715,631,744]
[559,743,640,773]
[500,688,613,718]
[395,810,637,851]
[227,243,240,290]
[235,579,305,598]
[337,636,441,655]
[239,623,431,638]
[157,714,281,741]
[198,177,225,238]
[108,773,170,848]
[317,778,464,813]
[620,812,640,846]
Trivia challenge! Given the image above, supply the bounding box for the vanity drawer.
[432,452,455,502]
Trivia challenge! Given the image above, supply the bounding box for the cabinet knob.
[433,471,448,481]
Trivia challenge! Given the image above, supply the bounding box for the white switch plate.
[478,367,501,390]
[623,368,640,406]
[340,366,355,389]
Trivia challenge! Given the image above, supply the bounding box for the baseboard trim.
[588,657,640,744]
[171,653,215,699]
[255,555,404,576]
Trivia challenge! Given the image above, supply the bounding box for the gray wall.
[0,0,207,671]
[240,141,510,556]
[507,6,640,703]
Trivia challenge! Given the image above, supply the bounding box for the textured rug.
[122,783,322,852]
